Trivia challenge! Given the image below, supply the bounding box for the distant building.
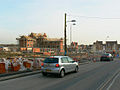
[0,44,18,52]
[92,40,119,52]
[68,42,78,53]
[96,41,103,51]
[0,47,9,51]
[16,32,64,54]
[118,44,120,50]
[105,41,118,51]
[92,41,103,52]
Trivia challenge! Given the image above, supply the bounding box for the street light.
[70,23,76,45]
[67,20,76,22]
[64,13,76,56]
[71,20,76,22]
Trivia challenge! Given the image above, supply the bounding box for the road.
[0,59,120,90]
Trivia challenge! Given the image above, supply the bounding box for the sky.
[0,0,120,44]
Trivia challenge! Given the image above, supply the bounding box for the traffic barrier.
[33,59,41,69]
[13,64,20,72]
[93,59,96,62]
[23,62,31,69]
[23,62,27,67]
[0,58,43,74]
[0,63,6,74]
[26,63,31,69]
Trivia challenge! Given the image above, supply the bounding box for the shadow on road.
[39,72,77,79]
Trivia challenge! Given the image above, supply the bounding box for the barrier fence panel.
[0,63,6,74]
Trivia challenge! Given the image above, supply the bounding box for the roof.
[20,36,36,41]
[29,33,47,38]
[106,41,117,43]
[96,41,103,43]
[106,40,117,42]
[17,33,63,42]
[45,38,63,41]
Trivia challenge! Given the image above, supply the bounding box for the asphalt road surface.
[0,59,120,90]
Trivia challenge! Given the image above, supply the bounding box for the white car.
[41,56,79,78]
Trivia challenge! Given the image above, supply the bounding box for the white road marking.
[106,72,120,90]
[97,68,120,90]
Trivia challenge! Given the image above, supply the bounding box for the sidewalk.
[0,70,41,81]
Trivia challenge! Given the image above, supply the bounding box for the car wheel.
[59,70,65,78]
[100,59,103,61]
[42,72,47,76]
[112,58,113,61]
[74,66,78,73]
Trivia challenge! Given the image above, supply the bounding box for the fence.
[0,58,44,74]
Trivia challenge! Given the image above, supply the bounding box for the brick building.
[16,32,64,54]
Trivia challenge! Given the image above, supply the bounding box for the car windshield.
[103,53,109,56]
[44,58,58,63]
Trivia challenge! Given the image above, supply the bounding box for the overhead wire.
[67,14,120,20]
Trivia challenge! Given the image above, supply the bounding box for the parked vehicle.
[100,53,113,61]
[41,56,79,78]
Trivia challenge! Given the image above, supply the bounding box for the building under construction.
[16,32,64,54]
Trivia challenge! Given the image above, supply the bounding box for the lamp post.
[70,23,76,45]
[64,13,76,56]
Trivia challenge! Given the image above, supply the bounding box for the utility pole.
[64,13,67,56]
[64,13,76,56]
[70,24,72,45]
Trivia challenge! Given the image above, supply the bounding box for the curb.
[79,61,91,65]
[0,70,41,81]
[0,70,33,78]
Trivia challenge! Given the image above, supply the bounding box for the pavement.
[0,70,41,81]
[0,59,120,90]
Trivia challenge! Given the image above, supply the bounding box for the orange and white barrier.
[0,63,6,74]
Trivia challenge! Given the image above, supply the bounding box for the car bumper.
[41,67,60,74]
[101,58,110,61]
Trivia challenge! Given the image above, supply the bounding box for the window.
[67,57,74,63]
[44,58,58,63]
[61,57,69,63]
